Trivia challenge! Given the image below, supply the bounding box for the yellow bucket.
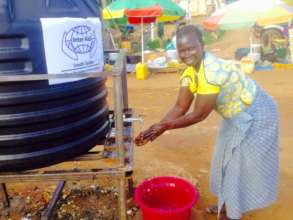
[136,63,149,80]
[273,63,293,70]
[240,57,255,74]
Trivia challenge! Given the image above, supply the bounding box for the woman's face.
[177,34,204,68]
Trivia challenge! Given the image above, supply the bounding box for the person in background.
[135,24,279,220]
[251,23,284,63]
[261,31,279,62]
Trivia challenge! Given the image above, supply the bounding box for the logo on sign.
[62,25,97,61]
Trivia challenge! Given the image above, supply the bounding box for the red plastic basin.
[134,176,199,220]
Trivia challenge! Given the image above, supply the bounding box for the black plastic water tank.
[0,0,109,171]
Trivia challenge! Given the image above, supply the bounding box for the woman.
[135,24,279,220]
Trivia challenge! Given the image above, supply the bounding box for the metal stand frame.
[0,51,132,220]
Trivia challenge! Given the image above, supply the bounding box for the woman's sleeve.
[180,67,197,93]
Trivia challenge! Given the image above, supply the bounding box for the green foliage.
[203,29,225,45]
[146,39,161,50]
[163,39,172,48]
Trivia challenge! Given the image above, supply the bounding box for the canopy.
[203,0,293,30]
[103,0,186,23]
[125,5,163,24]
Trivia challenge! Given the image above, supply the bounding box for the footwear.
[205,205,226,215]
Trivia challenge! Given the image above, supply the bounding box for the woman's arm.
[165,93,218,129]
[138,94,218,145]
[143,93,218,142]
[160,86,194,122]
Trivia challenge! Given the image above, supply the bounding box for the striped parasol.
[203,0,293,30]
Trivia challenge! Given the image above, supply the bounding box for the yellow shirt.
[179,52,256,118]
[180,62,220,95]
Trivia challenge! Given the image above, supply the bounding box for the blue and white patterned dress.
[210,85,279,219]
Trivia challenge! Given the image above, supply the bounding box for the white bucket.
[166,49,177,61]
[250,43,261,52]
[248,52,261,62]
[109,52,118,64]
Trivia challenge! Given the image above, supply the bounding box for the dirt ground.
[1,28,293,220]
[111,28,293,220]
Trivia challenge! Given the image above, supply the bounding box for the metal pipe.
[121,54,129,110]
[112,50,126,167]
[141,19,144,63]
[112,50,127,220]
[42,181,66,220]
[0,169,127,183]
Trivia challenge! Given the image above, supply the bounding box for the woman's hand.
[134,132,150,146]
[146,123,168,141]
[134,123,168,146]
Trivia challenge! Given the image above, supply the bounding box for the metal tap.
[123,114,144,124]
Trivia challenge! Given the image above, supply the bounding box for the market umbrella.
[125,6,163,63]
[203,0,293,30]
[103,0,186,23]
[257,3,293,26]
